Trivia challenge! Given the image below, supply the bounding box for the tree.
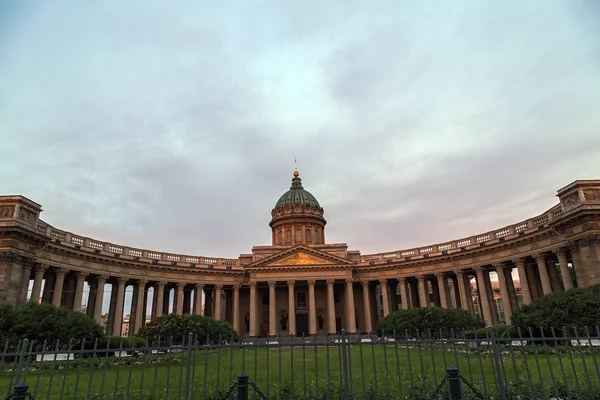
[511,284,600,335]
[376,307,485,338]
[137,314,238,345]
[9,302,105,349]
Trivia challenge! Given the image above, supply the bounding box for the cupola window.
[305,229,311,242]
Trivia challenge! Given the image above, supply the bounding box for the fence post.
[447,366,462,400]
[238,372,249,400]
[13,383,29,400]
[15,338,28,385]
[184,332,194,400]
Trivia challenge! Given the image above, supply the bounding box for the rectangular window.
[305,229,311,242]
[314,229,319,243]
[295,229,302,242]
[285,230,291,243]
[278,231,283,245]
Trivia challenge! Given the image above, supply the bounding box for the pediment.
[248,246,354,268]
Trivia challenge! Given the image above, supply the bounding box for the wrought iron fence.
[1,327,600,399]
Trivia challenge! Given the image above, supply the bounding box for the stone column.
[182,287,191,314]
[51,268,68,307]
[435,273,448,308]
[379,279,390,316]
[327,279,336,334]
[308,280,316,335]
[30,264,47,303]
[417,275,428,308]
[112,278,127,337]
[361,281,373,333]
[73,271,88,312]
[555,248,574,290]
[93,275,107,323]
[345,279,356,333]
[155,282,165,318]
[474,267,493,327]
[232,284,240,332]
[249,282,258,336]
[287,281,296,336]
[19,264,32,306]
[399,277,409,310]
[574,234,600,287]
[455,270,471,312]
[175,283,184,315]
[495,264,513,324]
[194,284,203,315]
[214,284,223,320]
[134,281,145,333]
[268,281,276,336]
[534,253,553,295]
[513,258,532,305]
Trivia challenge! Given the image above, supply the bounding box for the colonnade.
[21,247,578,337]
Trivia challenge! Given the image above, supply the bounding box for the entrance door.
[296,314,309,337]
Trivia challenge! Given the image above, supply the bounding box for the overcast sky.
[2,1,600,262]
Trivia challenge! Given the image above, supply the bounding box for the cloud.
[1,0,599,265]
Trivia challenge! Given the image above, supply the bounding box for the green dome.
[275,172,321,208]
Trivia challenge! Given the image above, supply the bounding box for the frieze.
[510,248,521,255]
[0,206,14,219]
[19,209,36,224]
[81,261,91,268]
[563,193,579,208]
[583,189,600,201]
[121,268,130,274]
[530,243,540,251]
[550,236,560,244]
[40,252,51,260]
[101,265,110,272]
[60,257,70,264]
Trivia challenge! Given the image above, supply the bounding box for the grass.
[1,342,600,399]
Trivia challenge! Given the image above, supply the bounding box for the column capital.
[492,262,507,270]
[379,278,388,285]
[434,272,445,279]
[512,257,526,267]
[176,282,185,289]
[473,265,485,274]
[533,253,549,263]
[195,283,204,290]
[76,271,89,279]
[326,279,335,285]
[233,283,241,290]
[416,275,425,281]
[552,247,568,256]
[135,279,145,288]
[214,284,223,290]
[361,280,370,287]
[35,264,48,273]
[268,281,276,287]
[157,281,167,288]
[97,275,108,284]
[55,268,70,277]
[307,279,316,286]
[117,277,128,285]
[345,279,354,284]
[398,276,406,283]
[287,280,295,286]
[249,281,257,287]
[453,268,464,275]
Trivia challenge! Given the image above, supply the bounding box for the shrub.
[511,284,600,335]
[0,304,15,343]
[137,314,238,345]
[9,302,105,349]
[376,307,485,338]
[464,324,510,339]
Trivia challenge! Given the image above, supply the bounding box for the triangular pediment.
[248,245,354,268]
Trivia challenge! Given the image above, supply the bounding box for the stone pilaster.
[361,281,372,333]
[287,280,296,336]
[308,280,316,335]
[379,279,390,316]
[327,279,336,334]
[345,279,356,333]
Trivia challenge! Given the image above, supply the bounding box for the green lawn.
[1,342,599,399]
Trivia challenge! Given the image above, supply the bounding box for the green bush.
[137,313,238,345]
[0,304,15,344]
[376,307,485,338]
[511,284,600,335]
[9,302,105,349]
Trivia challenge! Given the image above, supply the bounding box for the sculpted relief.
[583,189,600,201]
[272,251,334,266]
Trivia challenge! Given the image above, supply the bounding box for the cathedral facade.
[1,173,600,337]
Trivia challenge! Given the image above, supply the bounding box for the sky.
[2,2,600,313]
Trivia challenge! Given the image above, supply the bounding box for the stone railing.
[34,220,244,270]
[358,203,564,264]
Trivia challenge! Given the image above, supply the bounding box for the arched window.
[278,230,283,245]
[314,229,319,244]
[305,229,311,242]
